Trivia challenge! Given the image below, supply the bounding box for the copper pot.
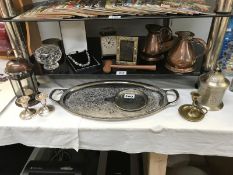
[141,24,173,62]
[165,31,206,73]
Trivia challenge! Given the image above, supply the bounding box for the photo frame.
[116,36,138,65]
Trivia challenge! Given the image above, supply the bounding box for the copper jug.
[165,31,206,73]
[141,24,173,62]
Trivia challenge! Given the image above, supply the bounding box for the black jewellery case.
[67,50,101,73]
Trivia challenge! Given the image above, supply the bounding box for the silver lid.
[200,68,230,88]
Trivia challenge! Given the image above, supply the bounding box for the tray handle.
[165,89,180,105]
[49,89,67,103]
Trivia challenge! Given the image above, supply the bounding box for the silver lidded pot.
[198,68,230,111]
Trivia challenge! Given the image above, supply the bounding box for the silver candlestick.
[16,96,36,120]
[36,92,54,116]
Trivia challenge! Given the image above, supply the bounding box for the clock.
[100,35,117,56]
[100,28,117,57]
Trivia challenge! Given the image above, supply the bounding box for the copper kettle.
[165,31,206,73]
[141,24,173,62]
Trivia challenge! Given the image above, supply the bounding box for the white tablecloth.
[0,76,233,157]
[0,99,80,150]
[0,77,80,150]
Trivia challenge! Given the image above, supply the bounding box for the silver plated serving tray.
[49,80,179,120]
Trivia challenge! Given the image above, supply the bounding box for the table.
[0,76,233,175]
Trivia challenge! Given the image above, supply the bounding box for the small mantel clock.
[100,29,117,57]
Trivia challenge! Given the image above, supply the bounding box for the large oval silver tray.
[49,80,179,121]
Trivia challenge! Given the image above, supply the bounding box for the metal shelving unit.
[0,0,232,78]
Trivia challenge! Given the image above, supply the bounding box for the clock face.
[101,36,117,56]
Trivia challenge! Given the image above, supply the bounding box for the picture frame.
[116,36,138,65]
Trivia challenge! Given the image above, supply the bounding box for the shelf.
[39,60,203,77]
[1,12,233,23]
[33,37,204,78]
[0,1,233,22]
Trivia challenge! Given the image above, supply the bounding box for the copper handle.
[192,38,207,59]
[160,26,172,42]
[110,64,156,71]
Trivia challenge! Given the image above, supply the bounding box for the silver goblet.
[35,92,54,116]
[16,96,36,120]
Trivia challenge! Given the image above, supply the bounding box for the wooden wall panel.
[13,0,42,55]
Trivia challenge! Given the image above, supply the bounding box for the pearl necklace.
[68,50,91,67]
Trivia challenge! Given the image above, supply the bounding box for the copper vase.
[141,24,173,62]
[165,31,206,73]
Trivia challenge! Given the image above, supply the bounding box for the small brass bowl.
[179,104,208,122]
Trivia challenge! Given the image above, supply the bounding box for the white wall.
[37,22,61,40]
[85,19,162,37]
[32,0,61,40]
[170,18,212,42]
[36,19,212,41]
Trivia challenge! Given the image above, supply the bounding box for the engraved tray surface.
[50,81,179,120]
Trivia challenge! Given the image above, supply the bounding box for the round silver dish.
[115,89,148,112]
